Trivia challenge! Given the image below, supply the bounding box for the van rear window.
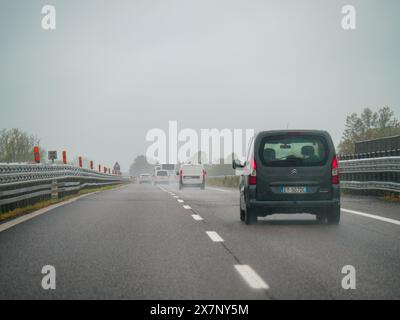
[259,135,329,167]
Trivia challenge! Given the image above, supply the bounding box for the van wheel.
[244,206,257,225]
[239,196,245,221]
[327,206,340,225]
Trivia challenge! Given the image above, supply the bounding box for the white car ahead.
[179,163,206,190]
[138,173,152,184]
[153,170,170,184]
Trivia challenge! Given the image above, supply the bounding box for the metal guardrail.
[0,163,128,213]
[339,156,399,193]
[339,156,400,174]
[338,148,400,160]
[340,181,400,193]
[208,156,400,194]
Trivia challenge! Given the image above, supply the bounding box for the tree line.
[1,106,398,166]
[338,106,400,154]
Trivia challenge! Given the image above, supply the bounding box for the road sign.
[48,151,57,163]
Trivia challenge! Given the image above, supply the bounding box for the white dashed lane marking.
[206,231,224,242]
[234,265,270,290]
[165,186,271,293]
[191,214,203,221]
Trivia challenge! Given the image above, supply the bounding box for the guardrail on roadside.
[0,163,128,213]
[338,149,400,160]
[339,156,399,193]
[207,156,400,194]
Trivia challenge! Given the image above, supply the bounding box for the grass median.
[0,184,124,223]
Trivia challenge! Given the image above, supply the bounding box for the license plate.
[280,186,308,193]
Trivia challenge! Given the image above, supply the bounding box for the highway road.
[0,183,399,299]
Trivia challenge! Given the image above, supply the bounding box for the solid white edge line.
[206,187,234,193]
[342,208,400,226]
[205,231,224,242]
[234,265,269,290]
[0,191,100,233]
[183,205,192,210]
[191,214,203,221]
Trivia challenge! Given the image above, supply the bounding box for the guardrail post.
[51,180,58,200]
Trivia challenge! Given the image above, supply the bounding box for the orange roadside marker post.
[33,146,40,163]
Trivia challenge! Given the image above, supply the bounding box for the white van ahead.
[179,163,206,190]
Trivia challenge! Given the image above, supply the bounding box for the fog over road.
[0,183,399,299]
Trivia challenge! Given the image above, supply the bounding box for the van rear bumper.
[248,199,340,215]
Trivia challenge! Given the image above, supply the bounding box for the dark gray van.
[233,130,340,225]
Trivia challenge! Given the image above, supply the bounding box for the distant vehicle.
[179,163,206,190]
[153,170,170,184]
[159,164,177,181]
[138,173,152,184]
[154,166,162,173]
[161,163,175,173]
[233,130,340,225]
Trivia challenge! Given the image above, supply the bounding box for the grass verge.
[0,184,124,223]
[207,176,239,188]
[383,194,400,202]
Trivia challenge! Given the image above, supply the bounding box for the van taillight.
[331,155,339,184]
[248,158,257,185]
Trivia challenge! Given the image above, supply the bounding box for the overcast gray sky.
[1,0,399,170]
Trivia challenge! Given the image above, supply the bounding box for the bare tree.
[0,128,45,163]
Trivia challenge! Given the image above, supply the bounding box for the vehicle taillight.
[248,158,257,185]
[331,155,339,184]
